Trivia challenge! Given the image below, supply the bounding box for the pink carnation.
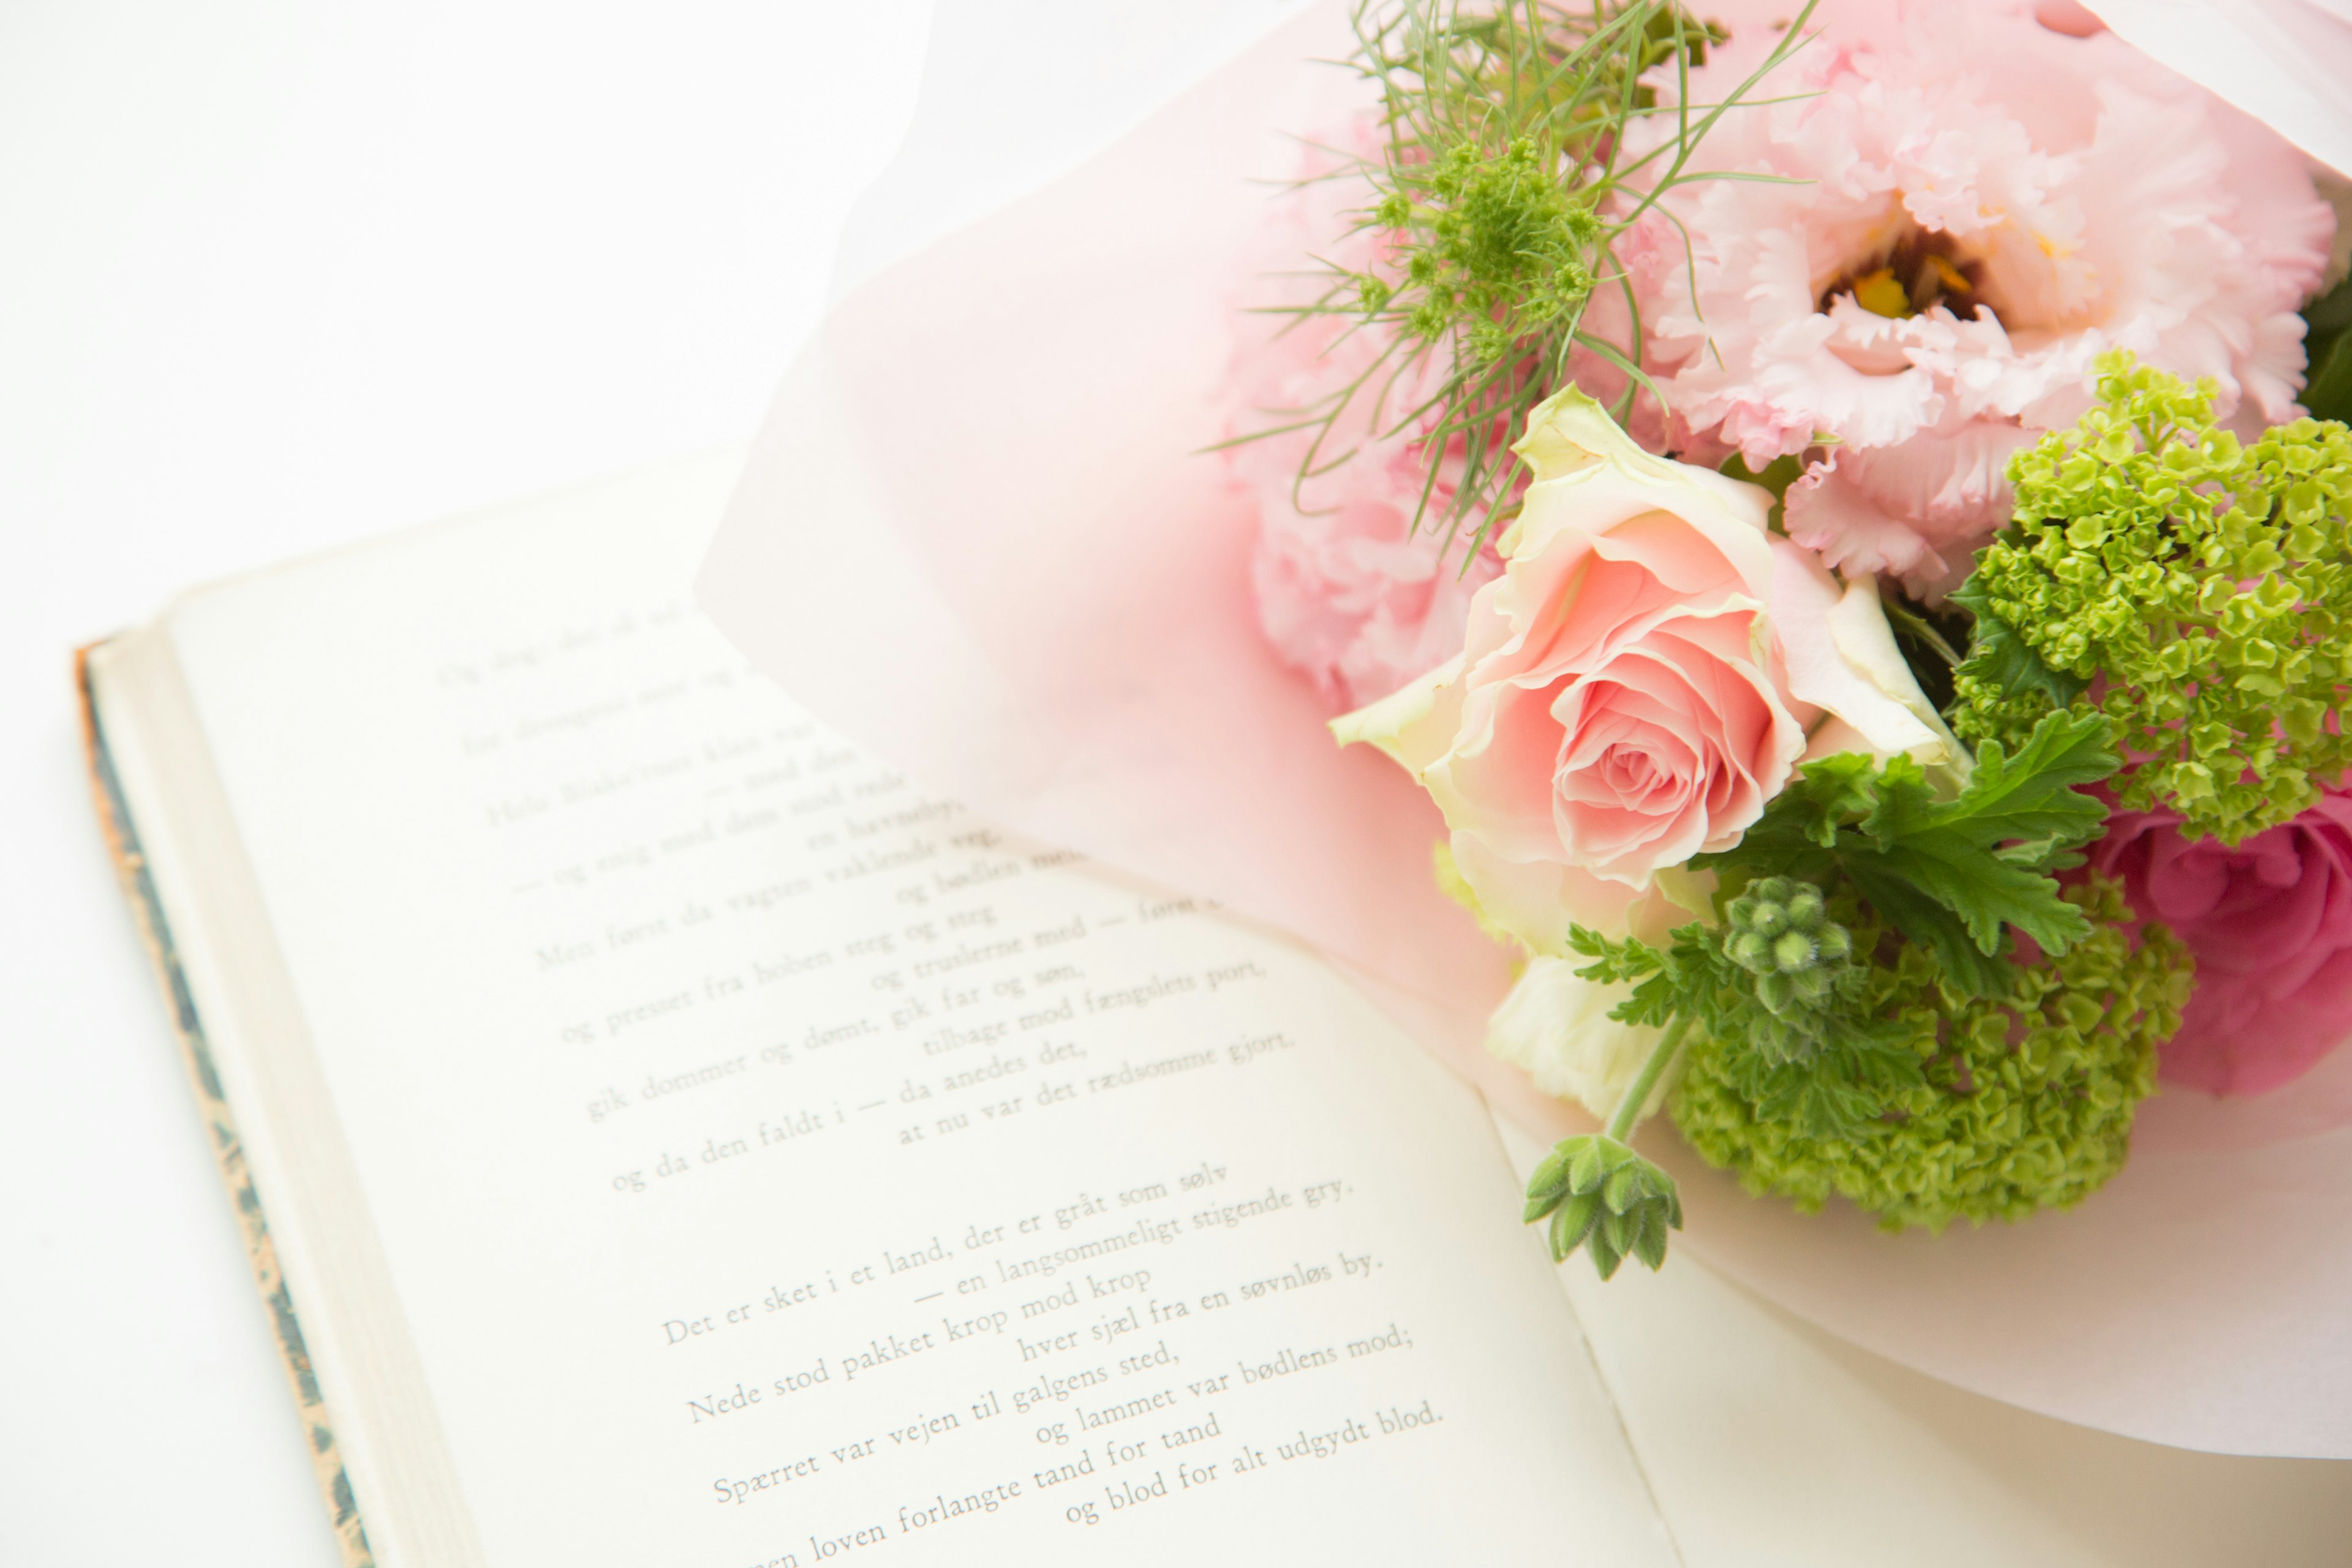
[1620,0,2335,597]
[1224,121,1501,712]
[2090,794,2352,1096]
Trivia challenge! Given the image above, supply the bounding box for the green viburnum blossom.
[1670,875,2191,1231]
[1951,352,2352,844]
[1525,710,2130,1268]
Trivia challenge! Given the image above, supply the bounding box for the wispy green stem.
[1230,0,1818,564]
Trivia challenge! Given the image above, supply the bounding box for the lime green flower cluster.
[1670,876,2191,1231]
[1951,352,2352,843]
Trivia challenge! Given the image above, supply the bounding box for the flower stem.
[1881,598,1964,666]
[1606,1014,1692,1142]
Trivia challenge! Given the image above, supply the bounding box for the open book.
[81,450,1677,1568]
[83,451,2351,1567]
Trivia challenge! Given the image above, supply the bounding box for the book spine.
[77,646,378,1568]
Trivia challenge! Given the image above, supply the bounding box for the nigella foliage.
[1246,0,1815,557]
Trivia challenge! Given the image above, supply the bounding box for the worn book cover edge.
[77,642,379,1568]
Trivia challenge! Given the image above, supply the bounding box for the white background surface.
[1,4,934,1561]
[7,2,2348,1564]
[0,4,1305,1561]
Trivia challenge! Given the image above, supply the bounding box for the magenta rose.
[2090,792,2352,1095]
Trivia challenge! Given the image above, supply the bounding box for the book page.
[155,453,1675,1568]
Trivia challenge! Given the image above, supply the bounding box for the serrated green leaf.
[1785,752,1882,847]
[1694,753,1874,869]
[1856,754,1939,848]
[1926,710,2116,859]
[1992,832,2069,867]
[1865,837,2093,957]
[1951,577,2090,708]
[1840,855,2013,997]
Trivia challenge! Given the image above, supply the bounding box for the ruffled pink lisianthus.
[2090,793,2352,1095]
[1223,121,1503,712]
[1619,0,2335,597]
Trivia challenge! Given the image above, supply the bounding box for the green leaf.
[1838,856,2013,998]
[1855,753,1939,848]
[1702,710,2116,978]
[1566,925,1664,986]
[2302,274,2352,425]
[1711,751,1878,859]
[1841,710,2116,964]
[1950,576,2090,709]
[2307,334,2352,425]
[1875,840,2091,957]
[1926,711,2116,859]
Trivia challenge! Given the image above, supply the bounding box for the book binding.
[77,644,378,1568]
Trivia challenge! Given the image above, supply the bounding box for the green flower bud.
[1771,929,1817,973]
[1523,1133,1683,1280]
[1721,876,1857,1026]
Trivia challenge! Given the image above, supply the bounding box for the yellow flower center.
[1819,228,1990,322]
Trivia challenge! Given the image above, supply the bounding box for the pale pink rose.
[1224,117,1501,710]
[1336,390,1950,954]
[2090,794,2352,1096]
[1618,0,2335,597]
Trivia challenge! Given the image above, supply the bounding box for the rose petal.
[1768,538,1952,763]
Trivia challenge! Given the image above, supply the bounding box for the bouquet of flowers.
[703,0,2352,1452]
[1222,0,2351,1276]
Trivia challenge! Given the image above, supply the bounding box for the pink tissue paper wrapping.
[700,1,2352,1457]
